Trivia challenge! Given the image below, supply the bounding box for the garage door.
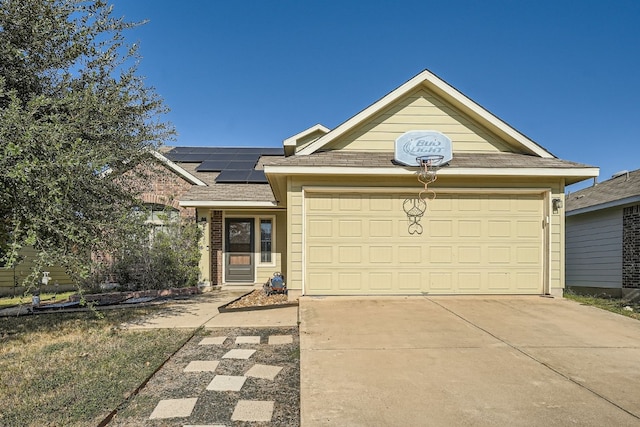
[305,192,544,295]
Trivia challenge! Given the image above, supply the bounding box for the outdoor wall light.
[552,198,563,212]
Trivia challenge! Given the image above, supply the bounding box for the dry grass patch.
[0,307,193,427]
[0,291,76,308]
[565,293,640,321]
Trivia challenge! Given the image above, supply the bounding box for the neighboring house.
[165,69,598,297]
[565,169,640,297]
[0,247,75,296]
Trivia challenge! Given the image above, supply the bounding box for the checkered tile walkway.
[148,334,292,425]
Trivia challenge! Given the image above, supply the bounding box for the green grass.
[565,293,640,321]
[0,306,194,426]
[0,291,76,308]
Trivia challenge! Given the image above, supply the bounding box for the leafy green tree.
[0,0,173,286]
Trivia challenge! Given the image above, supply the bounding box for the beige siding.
[325,89,516,153]
[254,210,287,283]
[296,129,326,153]
[0,247,75,294]
[550,185,564,294]
[287,177,304,288]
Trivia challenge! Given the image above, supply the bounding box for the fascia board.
[265,165,599,179]
[151,150,207,186]
[566,195,640,216]
[266,174,287,207]
[297,69,555,158]
[283,124,330,147]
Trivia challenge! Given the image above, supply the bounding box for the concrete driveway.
[299,296,640,426]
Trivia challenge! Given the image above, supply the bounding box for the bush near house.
[89,213,202,291]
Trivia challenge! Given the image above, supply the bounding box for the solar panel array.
[164,147,283,183]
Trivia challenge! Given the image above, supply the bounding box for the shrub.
[91,212,202,291]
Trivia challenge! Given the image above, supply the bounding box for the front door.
[225,218,255,282]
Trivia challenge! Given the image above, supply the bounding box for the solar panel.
[196,160,230,172]
[165,153,211,162]
[215,170,252,182]
[247,170,268,183]
[165,147,282,184]
[226,160,257,170]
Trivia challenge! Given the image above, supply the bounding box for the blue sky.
[111,0,640,190]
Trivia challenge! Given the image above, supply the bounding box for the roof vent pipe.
[611,170,630,181]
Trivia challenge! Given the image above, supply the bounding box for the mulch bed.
[220,290,298,312]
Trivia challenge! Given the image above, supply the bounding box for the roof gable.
[284,124,330,156]
[297,69,554,158]
[151,150,207,186]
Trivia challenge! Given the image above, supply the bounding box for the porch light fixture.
[552,198,563,213]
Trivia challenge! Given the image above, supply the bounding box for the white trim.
[566,195,640,216]
[283,124,330,147]
[151,150,207,186]
[265,165,599,179]
[301,187,307,296]
[257,216,276,267]
[297,69,554,158]
[543,190,552,295]
[179,201,278,208]
[303,186,551,195]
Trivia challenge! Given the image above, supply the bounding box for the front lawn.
[0,307,194,426]
[565,293,640,321]
[0,291,76,308]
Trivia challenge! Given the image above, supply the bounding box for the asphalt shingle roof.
[265,151,591,169]
[566,169,640,212]
[165,148,595,204]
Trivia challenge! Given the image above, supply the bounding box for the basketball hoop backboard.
[394,131,452,167]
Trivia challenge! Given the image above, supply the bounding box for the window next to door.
[260,218,273,264]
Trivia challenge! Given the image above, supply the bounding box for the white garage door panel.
[305,193,544,295]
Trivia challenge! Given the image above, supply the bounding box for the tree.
[0,0,173,287]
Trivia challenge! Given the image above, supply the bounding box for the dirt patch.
[109,326,300,426]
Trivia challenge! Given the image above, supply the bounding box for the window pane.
[260,219,272,263]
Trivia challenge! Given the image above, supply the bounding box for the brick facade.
[211,210,223,285]
[623,204,640,288]
[139,162,195,218]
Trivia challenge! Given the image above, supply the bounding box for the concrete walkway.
[124,286,298,329]
[299,296,640,426]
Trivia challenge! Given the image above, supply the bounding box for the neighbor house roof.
[566,169,640,215]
